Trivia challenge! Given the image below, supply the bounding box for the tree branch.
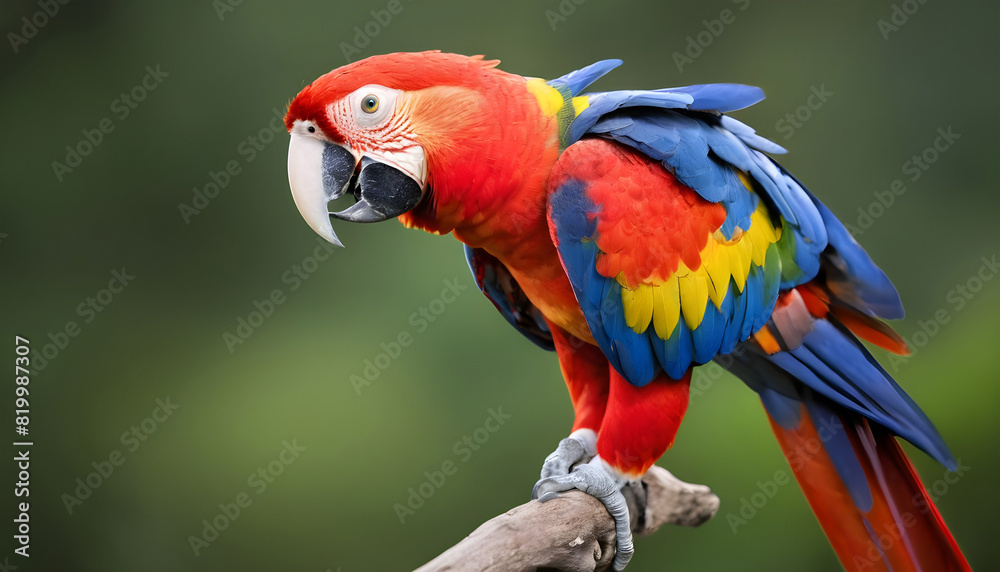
[415,465,720,572]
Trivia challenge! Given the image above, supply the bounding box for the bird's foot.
[537,428,597,480]
[533,455,635,571]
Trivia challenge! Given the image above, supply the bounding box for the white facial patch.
[324,85,428,190]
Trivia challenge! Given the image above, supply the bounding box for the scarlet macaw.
[283,51,969,571]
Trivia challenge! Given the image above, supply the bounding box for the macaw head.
[284,51,550,247]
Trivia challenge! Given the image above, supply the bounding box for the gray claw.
[536,436,592,484]
[533,461,635,571]
[536,491,561,502]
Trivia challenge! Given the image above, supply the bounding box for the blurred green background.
[2,0,997,570]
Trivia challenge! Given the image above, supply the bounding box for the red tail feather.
[766,405,970,572]
[830,305,911,356]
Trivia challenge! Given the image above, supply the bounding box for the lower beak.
[329,158,424,223]
[287,133,424,247]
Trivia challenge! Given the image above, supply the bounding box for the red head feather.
[285,52,562,244]
[284,51,500,141]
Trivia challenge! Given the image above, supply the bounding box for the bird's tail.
[764,393,970,572]
[723,275,971,570]
[718,181,972,570]
[726,276,971,571]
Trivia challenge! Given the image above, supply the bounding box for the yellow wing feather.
[619,177,781,338]
[624,283,654,334]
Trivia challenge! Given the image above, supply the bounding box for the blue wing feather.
[802,395,875,512]
[728,323,954,516]
[719,115,788,155]
[652,321,694,381]
[691,299,727,364]
[547,59,622,96]
[465,246,554,350]
[772,320,952,468]
[800,183,904,319]
[658,83,768,114]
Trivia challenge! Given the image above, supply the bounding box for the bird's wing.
[546,79,902,384]
[465,245,554,350]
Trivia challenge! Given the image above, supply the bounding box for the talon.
[536,491,562,503]
[534,428,598,497]
[532,455,635,570]
[540,438,586,478]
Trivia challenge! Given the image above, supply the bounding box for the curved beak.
[287,132,354,247]
[287,133,425,246]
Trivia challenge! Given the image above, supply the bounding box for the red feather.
[560,140,726,286]
[767,406,970,572]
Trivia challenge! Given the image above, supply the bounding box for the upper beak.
[286,132,425,247]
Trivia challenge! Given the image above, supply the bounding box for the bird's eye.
[307,126,315,133]
[361,95,379,114]
[350,86,396,127]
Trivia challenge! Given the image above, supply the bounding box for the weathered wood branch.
[415,465,720,572]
